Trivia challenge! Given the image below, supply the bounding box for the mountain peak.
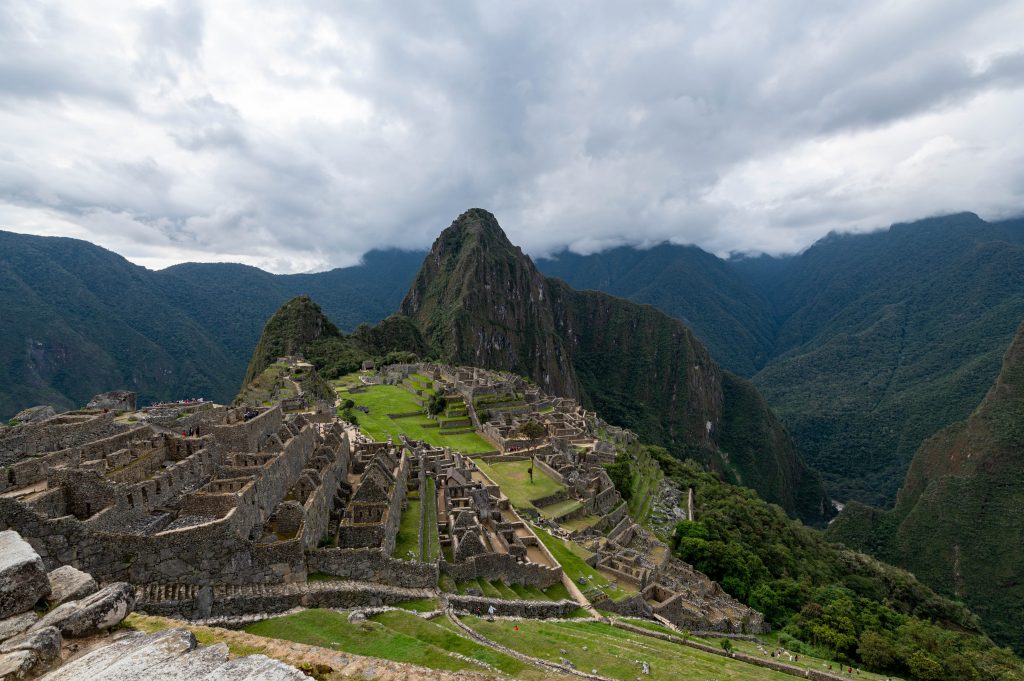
[241,295,340,387]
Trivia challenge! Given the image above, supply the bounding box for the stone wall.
[448,595,579,619]
[307,547,438,589]
[209,406,282,454]
[441,553,562,588]
[0,412,123,468]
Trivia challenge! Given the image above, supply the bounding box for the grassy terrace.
[245,608,550,678]
[627,446,664,525]
[335,380,493,453]
[534,527,635,601]
[464,616,797,681]
[473,459,563,510]
[391,494,421,560]
[422,477,440,561]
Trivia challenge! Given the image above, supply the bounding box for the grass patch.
[542,581,574,601]
[245,609,481,673]
[538,498,584,520]
[423,477,440,561]
[474,459,564,510]
[534,527,635,601]
[464,616,798,681]
[561,514,602,532]
[339,382,493,453]
[392,598,439,612]
[370,611,547,679]
[392,498,422,560]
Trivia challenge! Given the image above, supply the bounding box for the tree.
[427,393,448,416]
[518,420,547,439]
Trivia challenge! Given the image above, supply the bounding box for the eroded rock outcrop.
[33,583,135,639]
[45,567,97,608]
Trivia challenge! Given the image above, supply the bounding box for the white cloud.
[0,0,1022,272]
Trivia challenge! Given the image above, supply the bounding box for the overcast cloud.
[1,0,1023,272]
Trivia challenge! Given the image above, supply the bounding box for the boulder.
[0,626,61,665]
[0,613,38,644]
[33,582,134,638]
[0,649,37,680]
[85,391,136,413]
[10,406,56,424]
[46,566,97,607]
[38,629,307,680]
[0,531,50,619]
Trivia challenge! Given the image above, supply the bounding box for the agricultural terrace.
[463,616,799,681]
[334,378,493,453]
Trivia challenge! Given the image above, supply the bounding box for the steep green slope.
[648,445,1024,678]
[538,244,776,375]
[0,231,237,415]
[828,321,1024,652]
[241,296,430,396]
[401,209,830,524]
[746,214,1024,505]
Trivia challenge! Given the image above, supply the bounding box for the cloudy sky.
[2,1,1023,272]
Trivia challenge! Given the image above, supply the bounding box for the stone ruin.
[0,375,763,635]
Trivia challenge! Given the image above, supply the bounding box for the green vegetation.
[422,477,440,561]
[398,208,830,524]
[648,445,1024,679]
[245,608,533,675]
[391,497,421,560]
[473,459,563,510]
[829,322,1024,655]
[391,598,438,612]
[533,527,634,601]
[463,616,796,681]
[337,382,492,453]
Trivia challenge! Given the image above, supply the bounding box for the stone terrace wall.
[299,438,351,549]
[441,553,562,588]
[448,595,579,619]
[210,406,282,453]
[0,412,123,467]
[0,497,306,586]
[307,547,438,588]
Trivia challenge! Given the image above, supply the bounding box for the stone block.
[0,649,37,680]
[0,626,61,666]
[46,566,97,607]
[33,582,135,638]
[0,531,51,619]
[0,613,37,644]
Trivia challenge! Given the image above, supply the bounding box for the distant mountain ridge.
[400,209,831,524]
[4,211,1023,510]
[0,230,422,416]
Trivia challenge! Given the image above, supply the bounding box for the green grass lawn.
[561,514,602,532]
[533,527,635,601]
[423,478,440,561]
[391,598,439,612]
[338,382,493,453]
[538,498,583,520]
[245,609,554,678]
[463,616,798,681]
[392,498,421,560]
[474,459,564,510]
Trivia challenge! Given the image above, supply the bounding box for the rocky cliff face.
[828,320,1024,650]
[401,209,830,524]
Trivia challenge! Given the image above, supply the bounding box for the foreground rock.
[39,628,307,681]
[45,567,97,607]
[0,614,37,643]
[0,531,50,620]
[33,583,135,638]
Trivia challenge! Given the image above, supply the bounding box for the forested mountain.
[4,211,1023,510]
[0,230,421,416]
[828,321,1024,652]
[400,209,830,524]
[537,213,1024,506]
[537,244,776,375]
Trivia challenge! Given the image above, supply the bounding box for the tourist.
[487,604,496,621]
